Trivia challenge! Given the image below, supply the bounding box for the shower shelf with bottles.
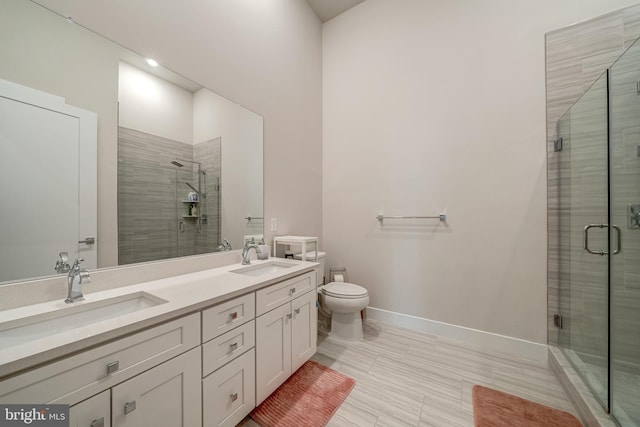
[182,200,200,218]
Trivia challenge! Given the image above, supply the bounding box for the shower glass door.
[557,70,610,410]
[609,38,640,426]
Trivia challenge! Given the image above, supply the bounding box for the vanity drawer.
[202,293,255,342]
[0,313,200,406]
[202,320,255,377]
[203,348,255,427]
[256,271,315,316]
[69,390,111,427]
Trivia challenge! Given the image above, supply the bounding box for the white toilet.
[320,281,369,341]
[293,251,369,341]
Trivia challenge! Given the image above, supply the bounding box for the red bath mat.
[472,385,582,426]
[250,360,355,427]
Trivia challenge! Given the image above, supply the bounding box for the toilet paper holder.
[329,267,348,283]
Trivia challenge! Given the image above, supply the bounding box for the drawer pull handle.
[124,400,137,415]
[229,342,238,351]
[289,288,296,295]
[231,392,238,402]
[294,308,301,314]
[229,312,238,321]
[286,313,292,320]
[90,418,105,427]
[106,361,120,375]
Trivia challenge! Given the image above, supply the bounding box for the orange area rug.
[250,361,355,427]
[472,385,582,427]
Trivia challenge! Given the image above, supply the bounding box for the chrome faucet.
[217,237,232,251]
[54,251,71,274]
[65,258,91,303]
[241,242,260,265]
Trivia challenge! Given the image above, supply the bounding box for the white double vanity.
[0,257,318,427]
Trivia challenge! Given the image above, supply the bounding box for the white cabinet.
[112,347,201,427]
[256,303,291,401]
[290,290,317,372]
[202,349,255,427]
[1,314,201,427]
[202,293,255,342]
[2,268,319,427]
[256,288,317,405]
[202,294,256,427]
[70,390,111,427]
[0,314,200,405]
[256,271,315,316]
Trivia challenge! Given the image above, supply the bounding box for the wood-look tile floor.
[239,320,578,426]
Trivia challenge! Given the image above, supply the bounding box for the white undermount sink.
[230,261,295,277]
[0,292,167,348]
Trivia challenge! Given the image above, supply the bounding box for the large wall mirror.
[0,1,263,284]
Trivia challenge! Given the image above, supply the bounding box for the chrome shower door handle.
[179,220,185,233]
[584,224,606,256]
[584,223,621,255]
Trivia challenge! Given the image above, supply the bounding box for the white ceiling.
[305,0,366,23]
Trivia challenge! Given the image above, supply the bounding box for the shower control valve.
[627,204,640,229]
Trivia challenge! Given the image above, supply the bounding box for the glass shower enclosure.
[556,38,640,426]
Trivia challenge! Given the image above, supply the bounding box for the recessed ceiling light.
[145,58,159,67]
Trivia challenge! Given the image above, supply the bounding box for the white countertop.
[0,258,317,379]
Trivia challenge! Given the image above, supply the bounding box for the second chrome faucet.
[65,258,91,303]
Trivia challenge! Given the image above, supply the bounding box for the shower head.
[171,161,184,167]
[175,158,202,166]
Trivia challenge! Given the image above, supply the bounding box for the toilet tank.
[294,251,325,286]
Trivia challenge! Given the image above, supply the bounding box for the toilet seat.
[322,282,368,299]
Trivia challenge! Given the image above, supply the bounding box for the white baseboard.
[365,306,548,364]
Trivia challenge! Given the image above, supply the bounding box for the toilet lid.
[323,282,368,298]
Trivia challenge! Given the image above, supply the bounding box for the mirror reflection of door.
[0,80,97,282]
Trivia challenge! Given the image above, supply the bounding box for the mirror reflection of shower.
[171,159,206,233]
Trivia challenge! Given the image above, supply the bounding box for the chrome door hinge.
[554,314,563,329]
[554,137,563,152]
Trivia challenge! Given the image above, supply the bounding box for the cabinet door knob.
[229,312,238,321]
[289,288,296,295]
[106,361,119,375]
[230,392,239,402]
[294,308,301,315]
[90,418,105,427]
[286,313,292,320]
[124,400,137,415]
[229,342,238,352]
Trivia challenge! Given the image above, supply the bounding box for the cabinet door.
[255,303,292,405]
[112,347,201,427]
[69,390,111,427]
[203,349,255,427]
[291,290,317,372]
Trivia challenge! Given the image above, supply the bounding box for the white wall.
[323,0,640,344]
[193,88,264,249]
[36,0,323,248]
[118,62,194,144]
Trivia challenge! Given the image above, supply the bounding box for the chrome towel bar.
[376,213,446,222]
[244,216,264,222]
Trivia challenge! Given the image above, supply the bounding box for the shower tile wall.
[118,127,195,264]
[194,137,221,254]
[546,3,640,347]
